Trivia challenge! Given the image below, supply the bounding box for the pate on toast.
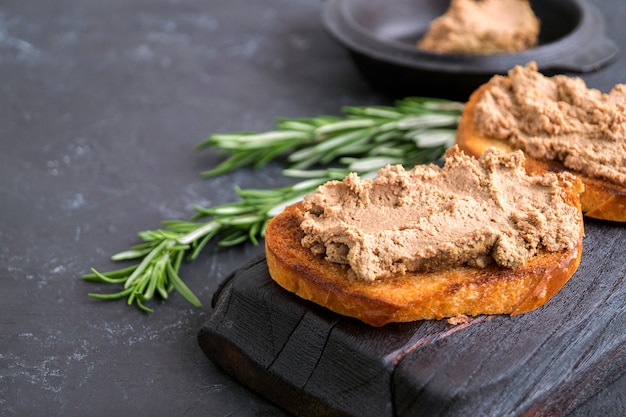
[456,63,626,222]
[265,147,584,326]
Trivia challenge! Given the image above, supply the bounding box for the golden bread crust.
[457,84,626,222]
[265,200,583,327]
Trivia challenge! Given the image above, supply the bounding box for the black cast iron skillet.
[322,0,619,100]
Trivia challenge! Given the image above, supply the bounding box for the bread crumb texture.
[301,146,580,282]
[447,314,469,325]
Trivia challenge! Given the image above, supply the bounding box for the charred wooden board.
[198,220,626,417]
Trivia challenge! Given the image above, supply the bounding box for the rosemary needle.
[197,97,463,176]
[84,97,462,312]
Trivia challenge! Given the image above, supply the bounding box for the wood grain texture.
[199,220,626,417]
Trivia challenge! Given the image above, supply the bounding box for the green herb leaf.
[199,97,462,176]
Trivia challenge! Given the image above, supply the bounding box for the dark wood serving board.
[198,219,626,417]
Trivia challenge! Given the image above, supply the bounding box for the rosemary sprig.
[197,97,463,177]
[82,166,353,312]
[84,97,463,312]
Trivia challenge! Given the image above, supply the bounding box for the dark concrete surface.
[1,1,625,416]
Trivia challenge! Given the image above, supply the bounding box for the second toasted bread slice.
[456,63,626,222]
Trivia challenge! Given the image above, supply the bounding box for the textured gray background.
[1,1,625,416]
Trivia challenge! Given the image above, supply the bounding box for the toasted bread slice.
[265,194,583,326]
[457,84,626,222]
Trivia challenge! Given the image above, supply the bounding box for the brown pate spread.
[473,62,626,186]
[300,146,580,282]
[418,0,540,55]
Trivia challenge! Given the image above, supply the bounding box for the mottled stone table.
[1,1,625,416]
